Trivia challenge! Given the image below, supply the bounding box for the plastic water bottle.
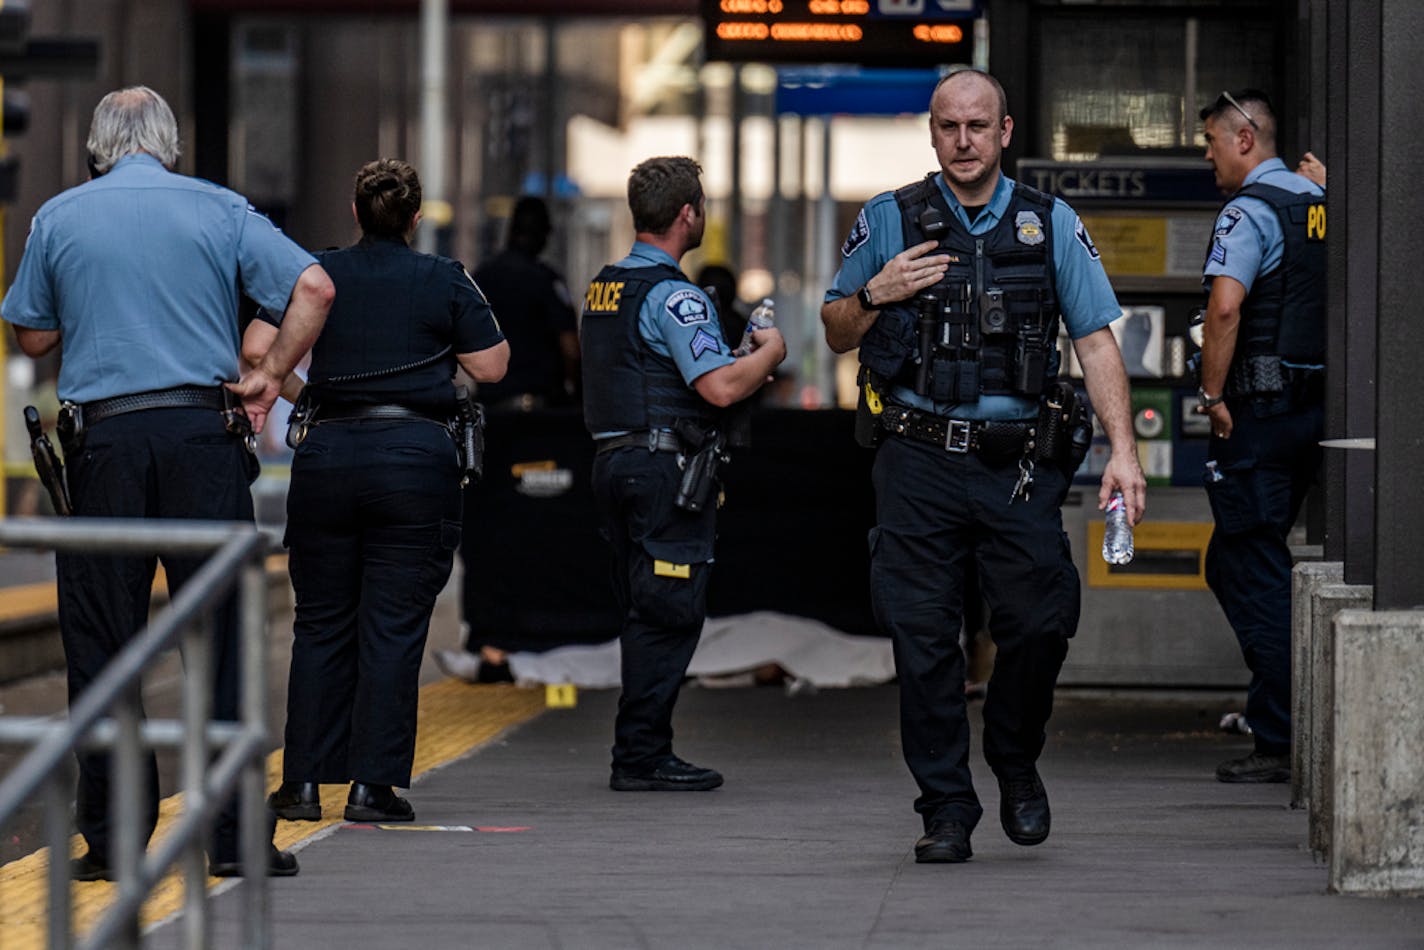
[733,298,775,357]
[1102,490,1134,565]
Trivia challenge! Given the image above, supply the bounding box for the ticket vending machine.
[1018,158,1244,687]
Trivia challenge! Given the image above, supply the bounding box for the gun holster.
[453,386,486,487]
[56,401,85,456]
[673,420,725,513]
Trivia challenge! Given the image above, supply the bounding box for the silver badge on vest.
[1015,211,1045,246]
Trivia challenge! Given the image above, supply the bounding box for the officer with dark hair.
[583,156,786,792]
[822,69,1145,864]
[249,159,508,823]
[1196,90,1325,784]
[2,85,332,880]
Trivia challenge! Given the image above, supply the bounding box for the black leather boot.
[267,781,322,821]
[344,782,415,822]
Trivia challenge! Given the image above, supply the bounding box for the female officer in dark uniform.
[245,159,508,822]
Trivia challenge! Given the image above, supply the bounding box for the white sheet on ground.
[505,612,895,689]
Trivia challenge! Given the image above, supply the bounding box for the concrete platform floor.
[166,684,1424,950]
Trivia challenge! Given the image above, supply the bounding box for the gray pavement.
[172,685,1424,949]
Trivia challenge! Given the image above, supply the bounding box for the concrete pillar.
[1330,609,1424,896]
[1306,582,1372,855]
[1291,561,1342,809]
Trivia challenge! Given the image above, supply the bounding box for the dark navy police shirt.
[262,235,505,413]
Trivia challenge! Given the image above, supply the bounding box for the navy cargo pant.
[870,436,1079,833]
[57,407,260,864]
[1204,396,1324,757]
[592,446,718,773]
[282,420,462,788]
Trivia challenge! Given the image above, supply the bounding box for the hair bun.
[373,177,402,194]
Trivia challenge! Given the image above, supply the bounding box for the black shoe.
[914,820,973,864]
[997,769,1051,846]
[1216,750,1290,783]
[344,782,415,821]
[71,851,114,882]
[267,781,322,821]
[609,755,724,791]
[209,846,300,878]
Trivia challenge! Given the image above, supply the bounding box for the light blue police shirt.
[1202,157,1325,294]
[1,154,317,403]
[591,242,735,440]
[827,173,1121,420]
[621,241,735,384]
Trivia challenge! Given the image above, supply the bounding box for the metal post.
[45,767,72,950]
[240,559,270,949]
[730,64,744,272]
[815,116,837,406]
[113,690,143,949]
[1322,0,1347,562]
[1374,0,1424,607]
[1341,0,1380,586]
[181,616,212,950]
[416,0,449,254]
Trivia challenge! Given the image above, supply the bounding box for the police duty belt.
[879,404,1032,460]
[78,385,227,426]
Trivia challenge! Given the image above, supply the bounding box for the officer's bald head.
[932,69,1009,123]
[87,86,181,174]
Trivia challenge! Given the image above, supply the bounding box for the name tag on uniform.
[653,560,691,579]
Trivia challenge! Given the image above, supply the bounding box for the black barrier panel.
[461,408,879,653]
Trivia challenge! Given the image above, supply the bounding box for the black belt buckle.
[944,418,973,453]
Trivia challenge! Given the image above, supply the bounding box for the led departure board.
[703,0,979,67]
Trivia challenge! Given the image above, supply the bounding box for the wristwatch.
[1197,387,1225,409]
[856,285,875,311]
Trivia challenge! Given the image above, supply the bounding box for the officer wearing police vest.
[822,69,1145,864]
[2,86,332,879]
[582,156,786,792]
[1196,90,1325,785]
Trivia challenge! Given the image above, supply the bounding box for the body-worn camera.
[979,287,1008,334]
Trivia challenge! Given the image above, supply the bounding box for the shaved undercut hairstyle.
[628,156,704,235]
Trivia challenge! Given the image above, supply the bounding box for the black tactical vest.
[580,260,717,434]
[858,174,1062,403]
[1215,182,1327,369]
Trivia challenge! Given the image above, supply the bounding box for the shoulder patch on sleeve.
[665,288,711,327]
[1215,207,1244,237]
[1074,218,1101,260]
[690,327,722,360]
[841,209,871,258]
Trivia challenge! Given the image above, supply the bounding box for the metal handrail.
[0,517,278,950]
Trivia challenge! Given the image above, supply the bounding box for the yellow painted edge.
[0,555,289,627]
[0,681,546,946]
[1086,520,1214,590]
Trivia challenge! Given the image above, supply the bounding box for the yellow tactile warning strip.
[0,554,289,627]
[0,681,545,948]
[0,582,57,626]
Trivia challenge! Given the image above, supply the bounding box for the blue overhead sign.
[776,66,940,116]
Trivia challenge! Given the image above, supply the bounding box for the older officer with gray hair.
[2,85,332,879]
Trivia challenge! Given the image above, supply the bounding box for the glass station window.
[1033,13,1278,160]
